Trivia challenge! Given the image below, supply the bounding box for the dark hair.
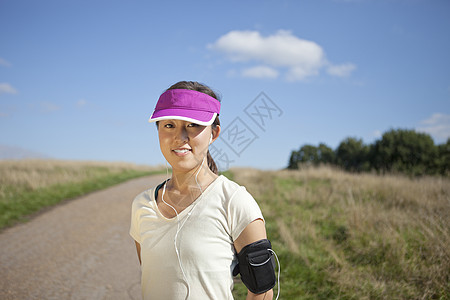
[165,81,221,175]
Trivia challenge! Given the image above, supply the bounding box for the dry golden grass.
[229,166,450,299]
[0,159,163,229]
[0,159,157,192]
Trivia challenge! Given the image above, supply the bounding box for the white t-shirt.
[129,175,264,300]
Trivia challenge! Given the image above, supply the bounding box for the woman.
[130,81,276,299]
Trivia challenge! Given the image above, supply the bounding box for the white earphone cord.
[268,249,281,300]
[162,156,206,299]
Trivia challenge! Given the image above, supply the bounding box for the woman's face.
[158,119,218,172]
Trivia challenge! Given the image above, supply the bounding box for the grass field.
[0,159,163,230]
[228,166,449,300]
[1,160,448,298]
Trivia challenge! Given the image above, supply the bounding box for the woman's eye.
[164,123,174,128]
[188,123,198,127]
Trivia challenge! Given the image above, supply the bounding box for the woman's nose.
[174,128,189,143]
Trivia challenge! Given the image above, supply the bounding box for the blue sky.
[1,0,449,170]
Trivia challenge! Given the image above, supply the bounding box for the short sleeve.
[129,195,142,243]
[228,186,264,242]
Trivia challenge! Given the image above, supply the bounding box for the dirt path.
[0,174,167,300]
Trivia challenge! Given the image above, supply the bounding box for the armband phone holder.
[233,239,276,294]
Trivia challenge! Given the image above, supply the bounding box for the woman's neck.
[168,164,218,195]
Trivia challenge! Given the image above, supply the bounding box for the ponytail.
[207,150,219,175]
[208,115,220,175]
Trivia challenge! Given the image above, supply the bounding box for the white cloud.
[287,65,320,81]
[208,30,355,81]
[242,65,279,79]
[327,63,357,77]
[0,83,18,95]
[417,113,450,142]
[0,58,12,67]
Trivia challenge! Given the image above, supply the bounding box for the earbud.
[209,134,213,145]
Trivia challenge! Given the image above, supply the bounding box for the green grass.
[228,167,450,300]
[3,163,447,298]
[0,160,163,230]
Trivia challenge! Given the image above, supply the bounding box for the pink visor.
[148,89,221,126]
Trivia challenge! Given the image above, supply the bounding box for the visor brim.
[149,110,217,126]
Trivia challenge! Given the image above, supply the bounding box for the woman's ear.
[211,125,221,144]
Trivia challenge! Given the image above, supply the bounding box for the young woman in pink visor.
[130,81,277,300]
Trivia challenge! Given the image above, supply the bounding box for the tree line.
[287,129,449,176]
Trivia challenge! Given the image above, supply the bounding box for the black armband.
[233,239,276,294]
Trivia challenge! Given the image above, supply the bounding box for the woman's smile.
[172,147,192,157]
[157,119,213,173]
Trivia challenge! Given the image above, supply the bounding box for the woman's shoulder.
[131,184,159,208]
[215,175,254,202]
[134,178,169,201]
[216,175,242,192]
[217,174,239,188]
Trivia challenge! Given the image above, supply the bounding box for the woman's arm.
[135,241,141,265]
[234,219,274,300]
